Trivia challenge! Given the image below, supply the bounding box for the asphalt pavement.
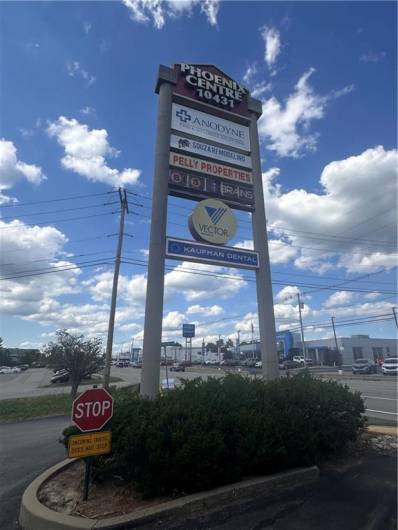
[0,415,69,530]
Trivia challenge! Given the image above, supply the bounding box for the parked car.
[381,358,398,375]
[279,359,300,370]
[170,362,185,372]
[352,359,377,374]
[132,361,142,368]
[0,366,12,374]
[293,356,305,365]
[10,366,21,374]
[18,364,29,371]
[116,360,130,367]
[254,360,262,368]
[50,369,69,383]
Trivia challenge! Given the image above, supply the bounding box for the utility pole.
[331,316,339,352]
[103,188,128,389]
[297,293,306,362]
[236,330,241,361]
[251,321,254,359]
[218,334,221,364]
[393,307,398,329]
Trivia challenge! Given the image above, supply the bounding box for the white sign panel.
[170,134,252,169]
[169,153,253,185]
[188,198,237,246]
[171,103,250,152]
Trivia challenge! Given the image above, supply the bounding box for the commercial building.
[303,335,397,365]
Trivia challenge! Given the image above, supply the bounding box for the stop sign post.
[72,388,113,432]
[71,388,114,501]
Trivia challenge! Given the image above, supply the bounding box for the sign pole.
[248,98,279,380]
[83,457,91,501]
[140,66,176,399]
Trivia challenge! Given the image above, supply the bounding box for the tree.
[0,338,11,366]
[44,330,104,399]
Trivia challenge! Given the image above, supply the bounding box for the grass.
[0,393,73,422]
[0,383,140,422]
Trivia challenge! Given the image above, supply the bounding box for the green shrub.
[62,373,365,497]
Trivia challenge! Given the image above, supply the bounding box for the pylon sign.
[140,63,279,398]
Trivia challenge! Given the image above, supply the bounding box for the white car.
[0,366,12,374]
[382,358,398,375]
[293,356,305,365]
[10,366,21,373]
[255,361,262,368]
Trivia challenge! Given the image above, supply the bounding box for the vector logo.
[189,198,237,246]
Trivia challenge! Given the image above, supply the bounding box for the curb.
[19,460,319,530]
[367,425,397,436]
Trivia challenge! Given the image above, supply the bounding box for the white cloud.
[261,26,281,70]
[243,63,257,84]
[275,285,300,303]
[0,139,46,203]
[258,68,353,157]
[235,239,297,265]
[163,310,186,331]
[66,61,96,86]
[80,106,96,116]
[251,81,272,99]
[360,51,386,63]
[122,0,219,29]
[262,146,397,274]
[187,304,223,316]
[323,291,354,308]
[0,221,80,318]
[165,261,247,301]
[47,117,141,187]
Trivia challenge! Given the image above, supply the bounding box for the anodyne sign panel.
[171,103,250,152]
[169,152,252,185]
[166,237,259,269]
[170,134,252,169]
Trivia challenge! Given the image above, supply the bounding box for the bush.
[62,373,365,497]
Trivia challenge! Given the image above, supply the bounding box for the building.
[302,335,397,365]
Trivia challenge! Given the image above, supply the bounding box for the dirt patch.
[38,460,171,519]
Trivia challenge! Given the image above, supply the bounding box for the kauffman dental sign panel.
[171,103,250,152]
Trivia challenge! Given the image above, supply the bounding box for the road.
[0,415,68,530]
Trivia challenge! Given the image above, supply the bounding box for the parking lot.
[0,366,396,424]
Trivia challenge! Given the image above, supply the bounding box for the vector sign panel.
[171,103,250,151]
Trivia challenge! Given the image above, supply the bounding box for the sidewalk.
[144,453,397,530]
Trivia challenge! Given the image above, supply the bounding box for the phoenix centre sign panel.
[171,103,250,152]
[170,134,252,169]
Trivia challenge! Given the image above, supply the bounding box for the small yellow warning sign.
[68,431,111,459]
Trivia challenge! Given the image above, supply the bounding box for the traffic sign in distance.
[72,388,113,432]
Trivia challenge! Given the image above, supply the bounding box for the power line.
[0,191,116,208]
[0,234,117,254]
[0,211,118,231]
[0,201,119,221]
[0,260,115,281]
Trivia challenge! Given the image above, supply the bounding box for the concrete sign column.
[248,97,279,380]
[140,66,177,398]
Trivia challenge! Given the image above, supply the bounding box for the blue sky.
[0,1,396,350]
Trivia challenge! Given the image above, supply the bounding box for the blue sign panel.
[182,324,195,338]
[166,237,259,269]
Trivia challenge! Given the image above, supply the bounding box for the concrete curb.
[19,460,319,530]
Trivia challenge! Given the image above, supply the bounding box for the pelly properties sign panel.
[166,237,259,269]
[170,134,252,169]
[168,168,254,210]
[171,103,250,152]
[169,152,252,185]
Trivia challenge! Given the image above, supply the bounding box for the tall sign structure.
[140,64,279,398]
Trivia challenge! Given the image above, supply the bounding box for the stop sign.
[72,388,113,432]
